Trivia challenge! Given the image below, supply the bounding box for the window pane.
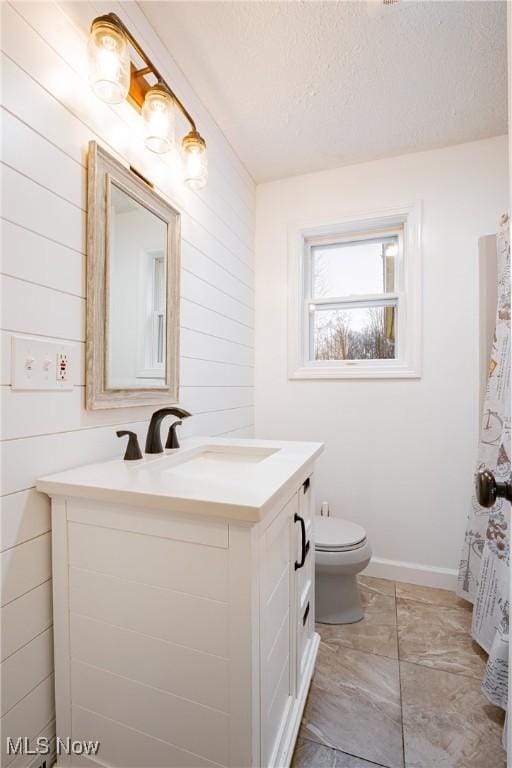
[311,236,397,298]
[312,305,396,361]
[153,255,166,312]
[157,313,164,364]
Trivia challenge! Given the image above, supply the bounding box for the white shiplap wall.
[0,1,255,761]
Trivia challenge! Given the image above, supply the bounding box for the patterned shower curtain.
[457,214,510,713]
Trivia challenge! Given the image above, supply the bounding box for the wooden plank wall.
[0,2,255,761]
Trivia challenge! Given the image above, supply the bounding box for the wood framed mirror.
[86,141,180,410]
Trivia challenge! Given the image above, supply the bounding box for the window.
[288,207,421,379]
[137,250,167,379]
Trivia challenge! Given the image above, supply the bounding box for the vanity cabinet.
[259,478,315,767]
[47,464,319,768]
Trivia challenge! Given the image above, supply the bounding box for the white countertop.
[37,437,324,522]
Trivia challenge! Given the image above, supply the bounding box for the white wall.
[255,136,508,589]
[0,1,254,762]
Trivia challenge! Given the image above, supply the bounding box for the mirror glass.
[107,182,168,389]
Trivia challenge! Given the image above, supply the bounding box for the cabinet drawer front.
[297,581,314,685]
[298,475,314,528]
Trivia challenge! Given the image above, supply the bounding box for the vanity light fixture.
[88,12,208,189]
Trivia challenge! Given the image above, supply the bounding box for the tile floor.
[293,576,507,768]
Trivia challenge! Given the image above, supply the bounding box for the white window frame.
[288,204,422,379]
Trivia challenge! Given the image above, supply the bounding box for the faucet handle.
[165,420,183,450]
[117,430,143,461]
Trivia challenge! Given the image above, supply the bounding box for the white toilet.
[315,514,372,624]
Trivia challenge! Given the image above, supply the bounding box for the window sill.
[289,363,421,380]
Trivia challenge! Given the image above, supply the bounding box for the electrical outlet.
[56,352,69,382]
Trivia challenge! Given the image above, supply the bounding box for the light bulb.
[182,131,208,190]
[142,85,175,154]
[88,19,130,104]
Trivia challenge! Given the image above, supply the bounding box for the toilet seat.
[315,515,367,552]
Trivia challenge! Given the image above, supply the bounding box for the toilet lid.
[314,515,367,551]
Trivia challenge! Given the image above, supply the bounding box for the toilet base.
[315,572,364,624]
[314,540,372,625]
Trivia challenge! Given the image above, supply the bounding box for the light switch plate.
[12,336,75,391]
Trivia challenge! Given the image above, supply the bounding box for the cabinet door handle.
[303,477,310,493]
[294,513,310,570]
[303,601,310,626]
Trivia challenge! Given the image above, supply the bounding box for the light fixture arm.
[93,12,198,133]
[133,65,152,78]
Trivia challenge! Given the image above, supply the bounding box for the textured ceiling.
[141,1,507,182]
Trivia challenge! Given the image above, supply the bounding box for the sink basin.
[173,444,278,465]
[163,445,279,478]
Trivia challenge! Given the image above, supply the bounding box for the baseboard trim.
[363,556,458,590]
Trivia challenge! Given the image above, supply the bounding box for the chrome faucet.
[145,407,191,454]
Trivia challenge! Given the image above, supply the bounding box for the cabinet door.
[259,495,296,767]
[295,477,315,691]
